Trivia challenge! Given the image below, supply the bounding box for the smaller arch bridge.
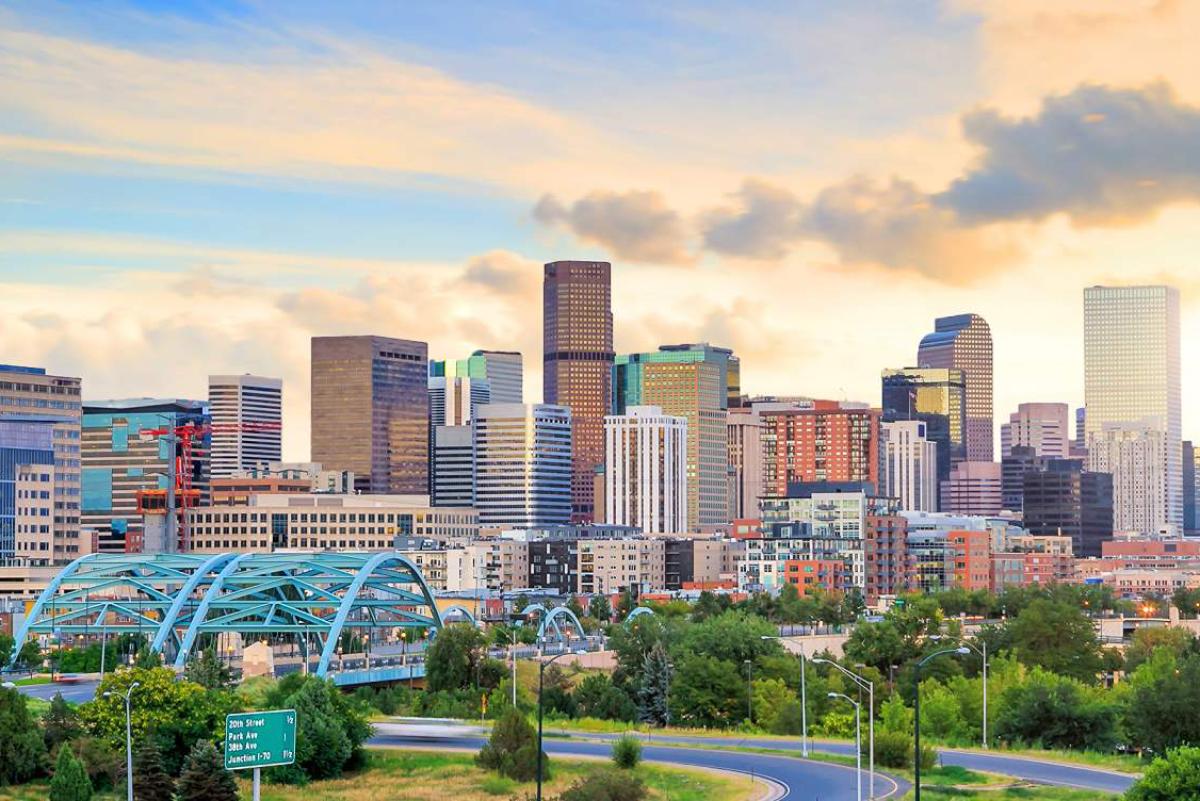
[624,606,655,623]
[439,605,479,626]
[522,604,587,643]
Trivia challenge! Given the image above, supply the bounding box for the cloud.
[533,190,692,264]
[700,180,804,260]
[462,250,538,295]
[939,82,1200,225]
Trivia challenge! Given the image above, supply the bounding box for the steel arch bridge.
[624,606,655,623]
[522,603,586,642]
[8,551,443,680]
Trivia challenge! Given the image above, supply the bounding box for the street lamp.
[813,658,874,798]
[538,650,587,801]
[744,659,753,723]
[914,648,969,801]
[829,692,862,801]
[103,681,140,801]
[959,640,989,749]
[761,635,808,756]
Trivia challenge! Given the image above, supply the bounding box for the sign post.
[224,709,296,801]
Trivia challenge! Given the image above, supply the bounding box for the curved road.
[371,726,907,801]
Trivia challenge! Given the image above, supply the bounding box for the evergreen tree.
[476,707,546,781]
[0,685,48,784]
[49,745,92,801]
[132,738,174,801]
[588,595,612,624]
[183,648,233,691]
[132,645,162,669]
[175,741,237,801]
[43,691,81,751]
[637,642,672,726]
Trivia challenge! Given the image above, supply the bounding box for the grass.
[898,786,1116,800]
[11,675,53,686]
[0,781,117,801]
[239,748,756,801]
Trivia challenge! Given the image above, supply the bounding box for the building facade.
[207,374,282,478]
[311,336,429,495]
[543,260,614,523]
[1000,402,1069,460]
[431,350,523,404]
[1088,425,1169,535]
[1022,458,1114,558]
[727,407,764,520]
[940,461,1003,516]
[428,375,490,427]
[604,406,687,534]
[759,401,879,497]
[917,313,994,462]
[473,403,572,528]
[879,420,938,512]
[0,418,56,566]
[431,425,474,507]
[881,367,966,490]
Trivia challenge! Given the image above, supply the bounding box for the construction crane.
[140,420,282,552]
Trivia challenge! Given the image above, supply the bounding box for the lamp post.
[914,648,969,801]
[103,681,140,801]
[813,658,873,798]
[828,692,862,801]
[960,640,989,749]
[538,650,586,801]
[744,659,753,724]
[760,635,808,756]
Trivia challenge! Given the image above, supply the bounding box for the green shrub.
[611,735,642,769]
[476,707,546,782]
[920,743,938,772]
[175,741,238,801]
[71,737,120,792]
[1125,747,1200,801]
[49,746,91,801]
[872,729,912,769]
[558,768,647,801]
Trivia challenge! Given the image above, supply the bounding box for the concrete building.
[1022,458,1113,558]
[431,425,474,507]
[759,401,879,497]
[918,314,994,462]
[310,336,429,495]
[1088,424,1169,536]
[82,398,209,553]
[187,493,477,553]
[727,407,764,521]
[0,418,56,566]
[238,462,355,494]
[604,406,687,534]
[430,350,523,404]
[1001,403,1070,460]
[1001,445,1041,513]
[207,374,282,478]
[613,346,732,530]
[578,537,666,595]
[544,260,614,523]
[428,375,490,427]
[880,420,938,512]
[940,461,1003,516]
[210,475,311,505]
[1084,285,1182,534]
[1185,440,1197,534]
[881,367,966,490]
[0,365,82,566]
[473,404,572,528]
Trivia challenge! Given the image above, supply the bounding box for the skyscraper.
[0,364,82,565]
[543,261,613,522]
[1088,424,1169,535]
[613,346,731,529]
[940,461,1003,516]
[207,374,282,477]
[431,425,474,508]
[1083,285,1182,533]
[879,420,938,512]
[918,314,993,462]
[473,403,572,527]
[1183,440,1196,534]
[430,350,522,404]
[881,367,966,489]
[1023,459,1113,558]
[427,375,490,426]
[727,407,764,520]
[1000,403,1069,460]
[0,417,57,566]
[311,336,429,495]
[604,406,688,534]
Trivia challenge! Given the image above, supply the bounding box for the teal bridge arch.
[439,605,479,626]
[8,552,443,680]
[522,603,586,642]
[624,606,654,623]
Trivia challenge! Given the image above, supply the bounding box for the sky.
[2,0,1199,460]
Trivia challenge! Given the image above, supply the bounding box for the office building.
[613,346,732,530]
[1022,458,1113,558]
[1186,441,1198,534]
[0,365,82,566]
[658,343,741,410]
[1001,445,1041,513]
[544,261,614,522]
[882,367,966,489]
[311,336,429,495]
[0,418,56,566]
[210,475,311,505]
[428,375,490,427]
[238,461,355,494]
[727,408,764,520]
[432,425,474,507]
[1083,285,1182,533]
[758,400,879,497]
[604,406,687,534]
[82,398,209,553]
[880,420,938,512]
[1001,403,1069,460]
[1088,424,1169,535]
[578,536,667,595]
[207,374,282,478]
[473,403,572,528]
[917,313,994,462]
[430,350,523,404]
[940,461,1003,516]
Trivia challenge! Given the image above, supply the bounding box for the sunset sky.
[2,0,1199,459]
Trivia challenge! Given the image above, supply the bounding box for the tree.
[844,620,907,675]
[1126,653,1200,753]
[993,668,1118,751]
[1002,599,1103,682]
[43,692,81,752]
[541,664,577,718]
[918,680,969,743]
[476,707,545,781]
[611,735,642,769]
[588,595,612,624]
[1173,587,1200,620]
[608,614,672,684]
[1127,747,1200,801]
[425,624,488,693]
[637,642,672,726]
[668,654,744,728]
[574,673,636,722]
[566,595,586,620]
[49,745,91,801]
[0,632,13,667]
[1124,627,1196,674]
[267,676,369,782]
[183,648,233,691]
[0,685,48,785]
[132,738,174,801]
[751,678,794,732]
[676,610,779,666]
[616,590,636,621]
[175,741,238,801]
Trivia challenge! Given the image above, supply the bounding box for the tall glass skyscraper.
[208,374,282,477]
[1083,285,1181,534]
[311,336,429,495]
[544,261,613,523]
[430,350,522,404]
[881,367,966,488]
[918,314,993,462]
[473,403,572,527]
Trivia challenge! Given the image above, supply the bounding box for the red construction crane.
[140,420,283,551]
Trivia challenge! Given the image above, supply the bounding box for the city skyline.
[2,3,1200,462]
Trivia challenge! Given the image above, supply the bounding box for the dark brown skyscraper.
[311,335,428,494]
[544,260,613,522]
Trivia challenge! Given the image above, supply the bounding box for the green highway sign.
[224,709,297,771]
